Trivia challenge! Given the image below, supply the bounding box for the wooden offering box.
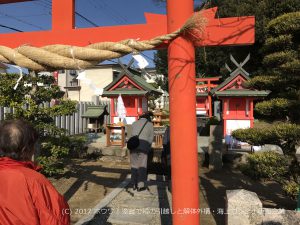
[106,124,125,148]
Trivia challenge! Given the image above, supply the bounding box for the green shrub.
[240,151,289,181]
[232,123,300,154]
[272,123,300,154]
[69,135,88,158]
[0,73,78,176]
[37,141,69,176]
[37,134,89,175]
[282,181,300,200]
[37,156,65,176]
[235,123,300,200]
[232,127,277,146]
[255,98,291,119]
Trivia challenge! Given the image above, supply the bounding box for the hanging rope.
[0,12,207,71]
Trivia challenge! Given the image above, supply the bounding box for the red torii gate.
[0,1,255,224]
[196,77,221,117]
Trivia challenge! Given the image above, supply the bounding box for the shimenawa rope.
[0,12,206,71]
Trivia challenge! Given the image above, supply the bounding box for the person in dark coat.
[0,120,70,225]
[161,125,171,180]
[129,112,154,191]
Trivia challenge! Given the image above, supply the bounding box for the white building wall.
[57,65,118,102]
[67,90,80,101]
[58,71,67,91]
[80,67,113,102]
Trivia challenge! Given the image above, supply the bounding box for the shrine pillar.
[167,0,199,224]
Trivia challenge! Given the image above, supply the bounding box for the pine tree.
[232,12,300,199]
[247,11,300,122]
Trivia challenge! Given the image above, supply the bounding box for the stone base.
[226,189,262,225]
[263,208,300,225]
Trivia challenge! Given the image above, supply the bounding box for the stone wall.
[226,189,300,225]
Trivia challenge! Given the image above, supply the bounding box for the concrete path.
[108,176,172,225]
[75,173,217,225]
[74,134,214,225]
[78,174,172,225]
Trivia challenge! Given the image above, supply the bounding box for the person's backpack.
[127,120,147,151]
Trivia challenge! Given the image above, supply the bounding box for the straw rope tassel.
[0,12,206,71]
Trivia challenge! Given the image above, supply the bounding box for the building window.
[69,70,77,76]
[66,70,79,87]
[70,78,79,87]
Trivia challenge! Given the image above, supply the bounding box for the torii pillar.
[167,1,199,224]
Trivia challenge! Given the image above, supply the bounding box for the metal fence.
[0,100,110,136]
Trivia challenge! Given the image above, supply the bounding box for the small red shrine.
[196,77,220,117]
[210,55,270,136]
[102,69,160,124]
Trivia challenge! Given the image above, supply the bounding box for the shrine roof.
[196,93,209,97]
[102,89,148,97]
[82,105,107,118]
[210,72,250,95]
[103,69,160,95]
[214,90,270,97]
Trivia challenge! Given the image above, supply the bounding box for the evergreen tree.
[232,12,300,199]
[0,72,77,175]
[247,11,300,122]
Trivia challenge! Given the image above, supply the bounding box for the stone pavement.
[75,172,217,225]
[76,174,172,225]
[74,134,213,225]
[107,177,172,225]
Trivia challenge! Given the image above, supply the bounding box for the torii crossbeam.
[0,0,254,47]
[0,1,255,225]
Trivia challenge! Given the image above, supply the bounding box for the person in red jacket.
[0,120,70,225]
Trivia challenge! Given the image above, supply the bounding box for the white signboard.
[226,120,250,135]
[225,120,251,149]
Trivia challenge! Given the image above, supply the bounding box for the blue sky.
[0,0,202,72]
